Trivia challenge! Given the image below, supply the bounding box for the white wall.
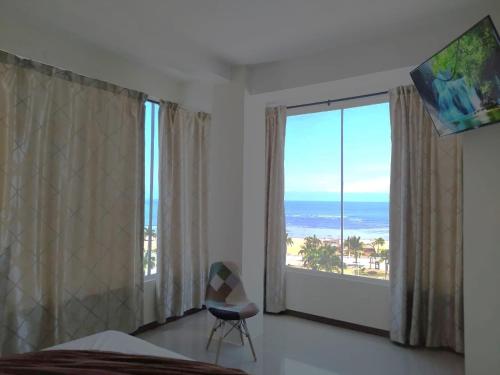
[463,125,500,375]
[241,92,267,335]
[178,82,215,114]
[207,68,246,267]
[286,269,390,331]
[241,67,413,337]
[462,9,500,375]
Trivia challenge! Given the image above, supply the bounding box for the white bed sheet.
[44,330,189,361]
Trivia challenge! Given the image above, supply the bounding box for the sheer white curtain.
[0,51,145,354]
[389,85,464,352]
[156,102,210,321]
[264,106,287,313]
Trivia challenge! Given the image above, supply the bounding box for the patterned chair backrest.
[206,261,248,305]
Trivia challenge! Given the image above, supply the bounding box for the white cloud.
[344,176,390,193]
[286,173,341,192]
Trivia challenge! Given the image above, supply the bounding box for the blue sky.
[284,102,391,202]
[144,102,159,201]
[145,101,390,203]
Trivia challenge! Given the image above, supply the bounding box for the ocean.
[145,199,389,241]
[144,199,159,227]
[285,200,389,241]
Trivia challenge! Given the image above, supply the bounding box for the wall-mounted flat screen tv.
[410,15,500,136]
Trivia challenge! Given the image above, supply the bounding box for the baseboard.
[132,306,206,336]
[282,309,390,338]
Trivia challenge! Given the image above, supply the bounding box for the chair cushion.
[207,301,259,321]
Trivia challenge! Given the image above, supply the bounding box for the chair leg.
[242,319,257,361]
[206,318,219,350]
[215,320,225,364]
[239,320,245,346]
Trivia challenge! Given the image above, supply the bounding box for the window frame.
[284,93,390,282]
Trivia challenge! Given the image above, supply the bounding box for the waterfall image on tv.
[411,16,500,136]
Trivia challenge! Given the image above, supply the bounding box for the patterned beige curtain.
[0,51,145,354]
[389,85,463,352]
[264,106,287,313]
[156,102,210,322]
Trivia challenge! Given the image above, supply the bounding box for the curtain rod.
[147,97,161,104]
[286,90,388,110]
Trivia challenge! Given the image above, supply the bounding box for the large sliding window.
[285,99,391,280]
[144,101,159,277]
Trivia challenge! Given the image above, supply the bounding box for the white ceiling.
[0,0,494,83]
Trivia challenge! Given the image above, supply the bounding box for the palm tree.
[378,249,390,279]
[344,236,363,263]
[143,252,156,272]
[370,238,385,268]
[299,235,323,271]
[144,227,157,239]
[344,236,351,257]
[319,242,342,273]
[286,233,294,247]
[299,235,341,273]
[371,237,385,255]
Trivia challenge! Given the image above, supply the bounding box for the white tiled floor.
[137,311,464,375]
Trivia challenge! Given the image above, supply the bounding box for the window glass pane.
[285,110,342,274]
[150,103,159,275]
[144,101,152,276]
[343,103,391,280]
[144,102,152,221]
[144,101,159,277]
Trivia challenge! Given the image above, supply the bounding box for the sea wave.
[285,200,389,240]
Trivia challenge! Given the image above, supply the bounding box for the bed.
[0,330,246,374]
[45,330,189,360]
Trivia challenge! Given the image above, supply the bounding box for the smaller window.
[144,101,159,277]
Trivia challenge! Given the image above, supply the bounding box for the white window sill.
[286,265,390,287]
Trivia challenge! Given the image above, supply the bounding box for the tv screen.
[411,16,500,136]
